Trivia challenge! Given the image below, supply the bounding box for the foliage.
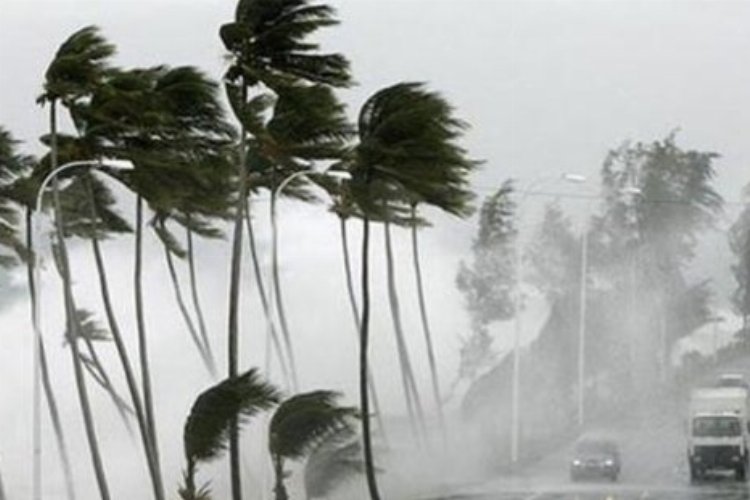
[456,180,517,329]
[525,202,580,301]
[730,192,750,329]
[181,369,280,497]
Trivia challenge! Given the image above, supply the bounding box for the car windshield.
[693,416,741,437]
[575,440,617,456]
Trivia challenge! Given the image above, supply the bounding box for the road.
[419,396,750,499]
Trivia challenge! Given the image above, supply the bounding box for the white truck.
[687,387,750,481]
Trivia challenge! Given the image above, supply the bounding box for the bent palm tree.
[348,82,477,500]
[39,25,116,500]
[180,368,280,500]
[269,390,358,500]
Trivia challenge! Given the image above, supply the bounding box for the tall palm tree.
[348,82,477,500]
[268,390,357,500]
[39,25,116,500]
[69,61,233,498]
[180,368,280,500]
[221,2,351,495]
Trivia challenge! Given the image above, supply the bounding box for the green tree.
[590,133,723,392]
[525,202,579,301]
[730,189,750,332]
[268,391,358,500]
[456,180,517,382]
[38,25,116,500]
[220,2,351,496]
[180,369,280,500]
[348,82,476,500]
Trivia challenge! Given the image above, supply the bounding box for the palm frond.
[41,25,116,103]
[269,390,358,461]
[221,0,351,88]
[184,368,280,464]
[352,82,479,218]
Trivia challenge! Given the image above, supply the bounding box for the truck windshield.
[693,416,742,437]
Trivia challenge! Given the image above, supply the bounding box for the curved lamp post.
[510,172,585,465]
[32,159,132,500]
[268,168,351,390]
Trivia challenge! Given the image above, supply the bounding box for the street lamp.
[32,158,132,500]
[510,172,585,464]
[268,168,351,390]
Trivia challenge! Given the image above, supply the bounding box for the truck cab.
[688,387,750,482]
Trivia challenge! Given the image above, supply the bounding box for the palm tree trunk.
[51,100,112,499]
[270,189,299,390]
[135,194,163,488]
[227,100,249,500]
[359,216,381,500]
[161,228,216,376]
[83,176,164,499]
[186,218,216,375]
[339,216,387,444]
[410,205,446,439]
[383,220,426,441]
[272,456,289,500]
[244,202,290,385]
[25,209,77,500]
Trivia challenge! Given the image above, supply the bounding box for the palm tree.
[39,25,116,500]
[221,2,351,495]
[268,390,358,500]
[348,82,477,500]
[180,368,280,500]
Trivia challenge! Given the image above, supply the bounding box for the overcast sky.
[3,0,750,498]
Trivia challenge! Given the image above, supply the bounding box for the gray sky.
[2,0,750,498]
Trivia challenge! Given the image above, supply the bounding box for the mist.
[2,1,750,500]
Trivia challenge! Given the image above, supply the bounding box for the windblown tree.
[348,82,477,500]
[180,368,280,500]
[730,187,750,332]
[220,2,351,497]
[525,202,580,302]
[589,133,723,396]
[38,25,117,500]
[62,57,235,498]
[455,180,516,384]
[268,390,358,500]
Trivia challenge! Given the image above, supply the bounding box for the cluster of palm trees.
[0,1,478,499]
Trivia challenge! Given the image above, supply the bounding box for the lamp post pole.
[268,169,351,391]
[32,159,131,499]
[510,172,585,465]
[577,228,588,428]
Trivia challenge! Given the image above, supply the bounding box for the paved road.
[421,397,750,500]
